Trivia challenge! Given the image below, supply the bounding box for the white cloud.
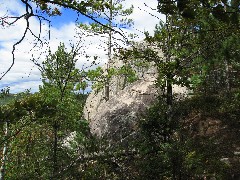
[114,0,165,39]
[0,0,164,94]
[0,0,25,17]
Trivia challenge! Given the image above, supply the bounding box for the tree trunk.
[52,120,58,179]
[166,14,173,123]
[0,121,8,180]
[224,59,230,92]
[105,0,113,101]
[165,14,183,180]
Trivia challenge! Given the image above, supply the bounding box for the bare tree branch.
[0,16,29,81]
[0,0,51,80]
[0,0,133,80]
[40,0,129,42]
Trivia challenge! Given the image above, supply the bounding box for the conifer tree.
[79,0,133,100]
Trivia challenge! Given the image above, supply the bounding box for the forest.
[0,0,240,179]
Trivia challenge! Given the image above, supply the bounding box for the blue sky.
[50,9,89,28]
[0,0,164,93]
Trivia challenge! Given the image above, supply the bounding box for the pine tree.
[79,0,133,100]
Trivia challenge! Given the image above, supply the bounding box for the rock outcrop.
[84,78,188,143]
[83,42,188,143]
[85,77,157,143]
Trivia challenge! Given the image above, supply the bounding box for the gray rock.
[83,42,188,143]
[87,78,158,143]
[84,77,188,144]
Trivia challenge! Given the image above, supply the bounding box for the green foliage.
[1,0,240,178]
[78,0,134,32]
[42,43,81,95]
[117,64,138,83]
[32,0,113,16]
[0,91,90,179]
[84,63,138,92]
[158,0,239,24]
[155,0,240,95]
[135,99,179,179]
[77,0,135,100]
[72,1,240,178]
[85,66,105,91]
[0,42,92,179]
[134,96,231,179]
[86,66,104,82]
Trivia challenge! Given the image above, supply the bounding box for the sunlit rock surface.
[84,77,188,143]
[83,42,188,142]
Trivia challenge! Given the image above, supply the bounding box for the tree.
[40,42,85,178]
[157,0,239,22]
[156,0,240,94]
[79,0,134,100]
[0,93,62,179]
[129,0,240,178]
[0,0,130,80]
[0,42,90,179]
[0,88,10,180]
[114,0,239,178]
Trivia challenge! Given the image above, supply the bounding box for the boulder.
[86,77,157,143]
[83,42,188,143]
[84,77,188,144]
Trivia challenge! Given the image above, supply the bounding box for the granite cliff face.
[84,80,188,144]
[83,42,161,142]
[83,44,188,142]
[85,77,157,142]
[82,44,240,177]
